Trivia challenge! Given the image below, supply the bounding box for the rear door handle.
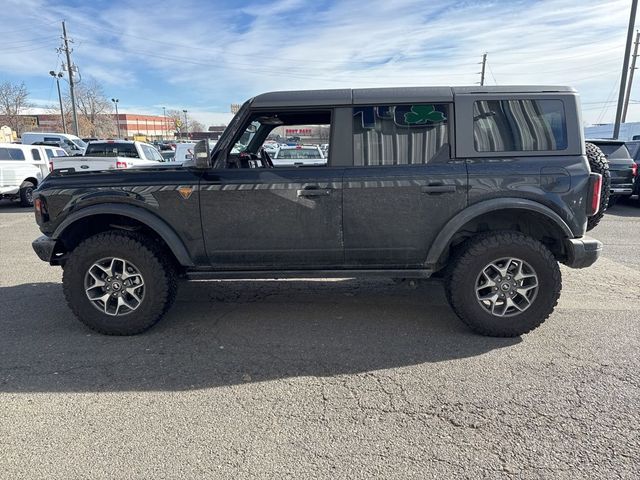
[297,187,332,197]
[421,184,456,194]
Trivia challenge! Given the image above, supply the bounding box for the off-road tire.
[19,181,35,207]
[62,231,175,335]
[446,231,561,337]
[585,142,610,231]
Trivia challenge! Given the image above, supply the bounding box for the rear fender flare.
[425,198,573,267]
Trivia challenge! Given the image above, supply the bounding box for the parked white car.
[173,142,196,164]
[21,132,87,155]
[0,143,52,206]
[272,145,326,167]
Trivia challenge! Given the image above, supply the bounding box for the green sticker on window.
[404,105,446,125]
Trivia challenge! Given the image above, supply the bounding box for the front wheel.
[63,231,175,335]
[446,232,561,337]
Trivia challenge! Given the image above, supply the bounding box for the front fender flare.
[425,198,574,268]
[53,203,195,267]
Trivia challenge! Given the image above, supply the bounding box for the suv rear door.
[342,94,467,268]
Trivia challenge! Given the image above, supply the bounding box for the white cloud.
[1,0,637,125]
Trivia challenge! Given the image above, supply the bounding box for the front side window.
[353,104,449,166]
[224,111,331,168]
[473,99,567,152]
[0,148,26,161]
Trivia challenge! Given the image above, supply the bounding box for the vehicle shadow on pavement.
[605,200,640,217]
[0,201,31,213]
[0,279,520,392]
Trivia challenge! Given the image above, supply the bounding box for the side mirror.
[184,140,211,168]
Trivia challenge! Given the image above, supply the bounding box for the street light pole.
[49,71,66,133]
[182,109,188,140]
[111,98,121,138]
[162,106,167,140]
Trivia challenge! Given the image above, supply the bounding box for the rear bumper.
[32,235,60,264]
[610,185,634,195]
[563,236,602,269]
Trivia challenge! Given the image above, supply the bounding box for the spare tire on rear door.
[585,142,610,231]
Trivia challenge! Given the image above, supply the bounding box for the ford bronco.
[32,86,604,337]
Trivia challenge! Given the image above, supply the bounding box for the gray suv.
[32,86,603,337]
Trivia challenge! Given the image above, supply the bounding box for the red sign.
[285,128,312,135]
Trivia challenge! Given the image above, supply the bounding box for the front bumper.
[32,235,60,264]
[0,186,19,196]
[563,236,602,269]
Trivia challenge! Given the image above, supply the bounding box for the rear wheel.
[19,181,35,207]
[585,142,610,231]
[446,232,561,337]
[63,231,175,335]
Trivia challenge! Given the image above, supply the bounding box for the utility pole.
[622,30,639,123]
[60,21,80,136]
[479,53,487,86]
[613,0,638,139]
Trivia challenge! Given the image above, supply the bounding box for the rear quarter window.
[473,99,567,152]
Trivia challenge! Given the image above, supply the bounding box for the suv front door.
[199,110,345,269]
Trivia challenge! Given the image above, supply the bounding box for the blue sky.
[2,0,638,126]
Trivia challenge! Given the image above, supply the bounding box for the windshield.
[232,121,260,153]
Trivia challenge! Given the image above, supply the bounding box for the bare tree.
[0,81,31,135]
[166,109,183,136]
[65,78,115,137]
[189,119,205,132]
[166,109,205,137]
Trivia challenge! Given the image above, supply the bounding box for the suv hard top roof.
[586,139,626,146]
[250,86,576,108]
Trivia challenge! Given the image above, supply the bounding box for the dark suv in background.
[32,86,603,338]
[588,139,637,206]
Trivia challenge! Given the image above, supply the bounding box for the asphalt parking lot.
[0,199,638,479]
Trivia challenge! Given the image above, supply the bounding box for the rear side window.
[85,143,139,158]
[0,147,26,161]
[473,99,567,152]
[31,148,41,160]
[353,104,449,166]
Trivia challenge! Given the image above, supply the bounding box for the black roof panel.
[250,85,576,108]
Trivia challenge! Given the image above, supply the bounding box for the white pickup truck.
[50,140,164,172]
[0,143,66,207]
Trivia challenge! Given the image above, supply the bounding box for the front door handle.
[421,184,456,194]
[297,187,332,197]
